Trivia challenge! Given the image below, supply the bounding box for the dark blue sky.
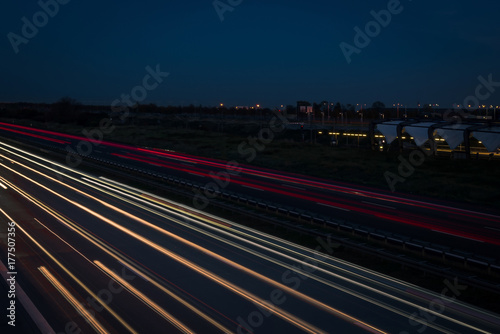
[1,0,499,108]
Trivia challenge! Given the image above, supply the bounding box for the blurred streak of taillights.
[38,266,109,334]
[136,141,500,222]
[0,126,70,144]
[0,181,7,189]
[2,121,497,222]
[94,261,195,334]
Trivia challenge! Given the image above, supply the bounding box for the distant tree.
[371,101,385,110]
[333,102,342,118]
[138,103,158,113]
[370,101,385,119]
[51,97,81,123]
[345,104,355,119]
[319,100,329,114]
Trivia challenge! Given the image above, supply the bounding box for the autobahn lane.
[1,150,302,333]
[0,139,382,334]
[1,138,500,333]
[0,122,499,259]
[0,169,222,333]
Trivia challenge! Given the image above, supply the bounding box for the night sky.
[1,0,499,108]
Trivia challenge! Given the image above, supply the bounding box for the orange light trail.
[13,222,138,334]
[0,179,234,334]
[38,266,109,334]
[94,261,194,334]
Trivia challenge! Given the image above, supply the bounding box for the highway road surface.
[0,130,500,333]
[0,122,499,258]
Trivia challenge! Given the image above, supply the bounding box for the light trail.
[0,163,337,333]
[0,146,496,332]
[1,180,236,334]
[0,125,70,144]
[107,149,500,243]
[137,145,500,222]
[50,182,500,332]
[94,261,195,334]
[74,177,475,332]
[12,221,138,334]
[2,129,499,237]
[2,123,499,224]
[38,266,109,334]
[0,161,387,334]
[0,142,498,332]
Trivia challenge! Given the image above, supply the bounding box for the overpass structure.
[370,120,500,158]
